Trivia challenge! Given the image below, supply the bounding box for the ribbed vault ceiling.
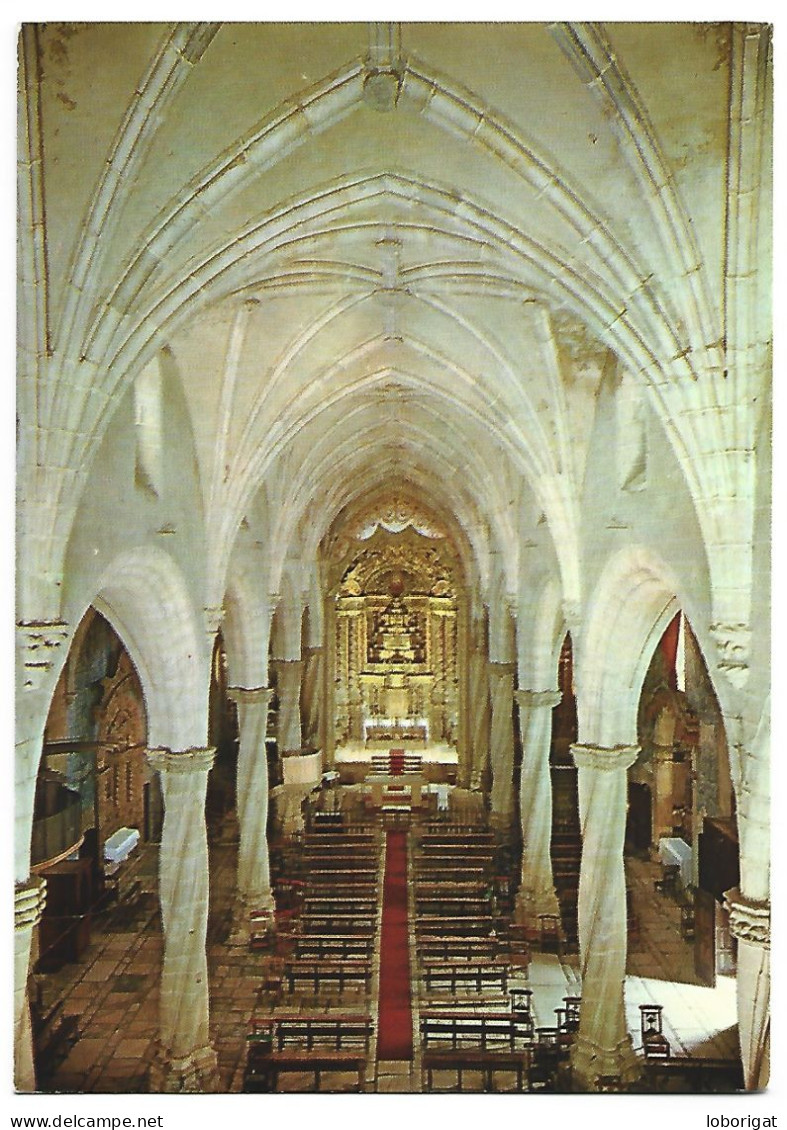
[31,21,736,605]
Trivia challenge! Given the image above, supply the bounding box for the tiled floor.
[33,820,738,1094]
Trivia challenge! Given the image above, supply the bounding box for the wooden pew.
[419,832,495,846]
[294,934,374,961]
[282,958,372,995]
[420,1013,534,1093]
[304,852,378,870]
[418,844,495,859]
[415,879,489,896]
[299,913,376,936]
[307,868,378,885]
[417,935,504,963]
[421,961,510,996]
[416,914,495,936]
[304,882,378,900]
[419,822,490,836]
[643,1056,745,1093]
[244,1014,373,1093]
[416,866,489,883]
[305,833,379,849]
[415,895,492,916]
[303,896,377,917]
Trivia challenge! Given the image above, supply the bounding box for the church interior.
[15,21,771,1096]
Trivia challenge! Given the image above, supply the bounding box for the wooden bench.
[304,850,378,865]
[299,914,376,936]
[416,866,488,883]
[303,896,377,915]
[416,895,492,916]
[419,832,494,847]
[294,935,374,961]
[422,1048,531,1092]
[305,836,378,852]
[419,822,490,836]
[244,1014,373,1093]
[418,845,495,859]
[307,868,378,885]
[304,882,378,900]
[416,914,495,936]
[282,959,372,995]
[421,1011,534,1049]
[643,1056,745,1093]
[418,936,503,963]
[420,1015,534,1093]
[416,879,489,894]
[421,961,510,996]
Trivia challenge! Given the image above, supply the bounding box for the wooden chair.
[653,865,680,897]
[680,904,695,941]
[538,913,562,953]
[640,1004,671,1059]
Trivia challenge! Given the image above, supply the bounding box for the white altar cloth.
[282,750,322,787]
[658,836,692,887]
[104,826,140,864]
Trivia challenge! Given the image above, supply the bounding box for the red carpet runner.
[376,830,413,1060]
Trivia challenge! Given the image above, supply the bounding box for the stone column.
[468,649,490,789]
[488,662,516,824]
[14,876,47,1091]
[301,646,323,749]
[147,747,218,1093]
[276,660,304,754]
[228,687,275,921]
[725,889,770,1089]
[15,621,69,1088]
[515,690,562,931]
[570,743,640,1089]
[651,744,675,842]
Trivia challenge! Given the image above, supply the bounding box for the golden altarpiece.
[324,522,469,777]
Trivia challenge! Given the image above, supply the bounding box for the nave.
[32,787,739,1096]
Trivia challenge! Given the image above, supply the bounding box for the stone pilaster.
[725,888,770,1089]
[301,646,323,749]
[468,649,490,790]
[514,690,562,930]
[276,659,304,753]
[16,621,70,880]
[147,747,218,1093]
[570,742,640,1089]
[488,662,516,822]
[651,744,676,842]
[15,876,47,1091]
[228,687,275,929]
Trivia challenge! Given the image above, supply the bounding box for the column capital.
[724,888,770,949]
[488,660,516,679]
[203,605,224,637]
[226,685,273,707]
[571,743,639,772]
[147,747,216,775]
[709,622,751,690]
[15,876,47,931]
[651,743,675,764]
[273,657,304,671]
[516,688,562,712]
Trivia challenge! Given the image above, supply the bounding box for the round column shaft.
[489,662,516,821]
[515,689,562,930]
[147,746,218,1092]
[15,876,47,1091]
[725,888,770,1089]
[229,687,275,914]
[276,659,304,753]
[571,742,640,1089]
